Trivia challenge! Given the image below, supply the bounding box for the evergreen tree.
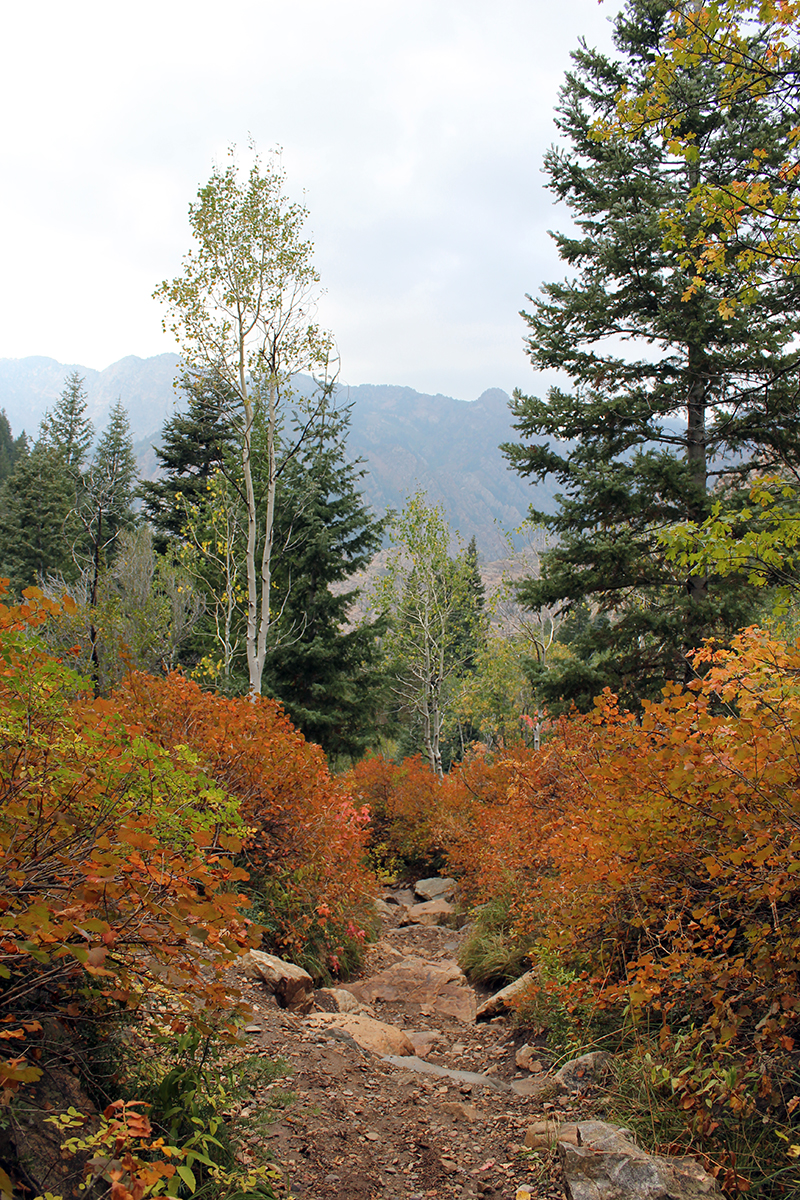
[78,401,138,692]
[82,400,138,553]
[0,444,78,593]
[449,535,486,675]
[261,402,386,761]
[0,411,27,485]
[503,0,800,709]
[140,371,238,547]
[39,372,94,474]
[439,533,487,767]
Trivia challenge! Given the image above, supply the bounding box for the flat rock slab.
[303,1012,415,1057]
[383,1054,510,1092]
[561,1121,721,1200]
[344,956,476,1022]
[400,898,455,927]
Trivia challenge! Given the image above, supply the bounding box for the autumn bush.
[111,671,376,980]
[0,589,262,1197]
[0,588,377,1197]
[346,752,464,878]
[370,629,800,1186]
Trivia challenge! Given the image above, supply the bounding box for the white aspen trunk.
[223,545,235,682]
[239,333,263,697]
[420,587,436,774]
[252,378,277,696]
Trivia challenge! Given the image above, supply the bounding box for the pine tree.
[449,535,486,675]
[0,411,27,485]
[140,371,238,548]
[39,372,94,474]
[439,533,487,767]
[0,444,78,593]
[503,0,800,709]
[79,401,138,692]
[261,402,386,761]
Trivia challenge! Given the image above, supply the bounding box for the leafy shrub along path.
[231,888,599,1200]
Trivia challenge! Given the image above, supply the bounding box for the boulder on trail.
[345,955,476,1022]
[555,1050,611,1090]
[304,1012,415,1056]
[241,949,314,1013]
[414,876,457,902]
[400,897,455,927]
[475,969,540,1020]
[315,986,363,1013]
[560,1120,721,1200]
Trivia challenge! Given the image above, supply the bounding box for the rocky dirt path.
[230,881,606,1200]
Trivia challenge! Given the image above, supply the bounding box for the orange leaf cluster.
[366,627,800,1123]
[111,671,375,968]
[0,586,375,1145]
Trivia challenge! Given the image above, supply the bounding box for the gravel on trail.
[225,889,605,1200]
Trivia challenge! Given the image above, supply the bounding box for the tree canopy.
[503,0,800,708]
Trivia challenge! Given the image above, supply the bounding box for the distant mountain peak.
[0,354,551,556]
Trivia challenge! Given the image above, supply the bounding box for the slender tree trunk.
[254,379,277,694]
[239,329,264,697]
[89,510,102,698]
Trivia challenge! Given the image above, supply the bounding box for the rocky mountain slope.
[0,355,554,555]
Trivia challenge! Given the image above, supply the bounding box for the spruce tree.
[439,533,487,767]
[82,400,138,555]
[0,412,27,486]
[0,444,78,593]
[503,0,800,709]
[261,402,386,761]
[140,371,238,547]
[39,372,94,474]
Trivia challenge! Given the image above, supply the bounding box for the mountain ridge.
[0,353,550,555]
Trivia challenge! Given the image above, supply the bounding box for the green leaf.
[176,1164,197,1193]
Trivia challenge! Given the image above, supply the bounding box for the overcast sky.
[1,1,617,401]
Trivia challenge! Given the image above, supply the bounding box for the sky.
[1,1,617,401]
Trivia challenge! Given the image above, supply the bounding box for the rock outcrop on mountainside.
[0,355,555,556]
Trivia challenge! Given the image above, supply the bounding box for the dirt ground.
[228,891,605,1200]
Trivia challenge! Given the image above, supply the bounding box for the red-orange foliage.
[108,671,374,971]
[370,628,800,1133]
[448,631,800,1058]
[346,754,450,873]
[0,589,257,1121]
[0,586,375,1192]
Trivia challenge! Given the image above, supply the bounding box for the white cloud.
[0,0,616,398]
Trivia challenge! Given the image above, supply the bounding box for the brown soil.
[228,894,604,1200]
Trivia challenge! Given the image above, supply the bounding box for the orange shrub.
[0,590,255,1124]
[346,753,464,876]
[110,671,375,975]
[364,628,800,1142]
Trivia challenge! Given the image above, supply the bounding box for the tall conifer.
[140,371,238,548]
[261,402,386,761]
[504,0,800,709]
